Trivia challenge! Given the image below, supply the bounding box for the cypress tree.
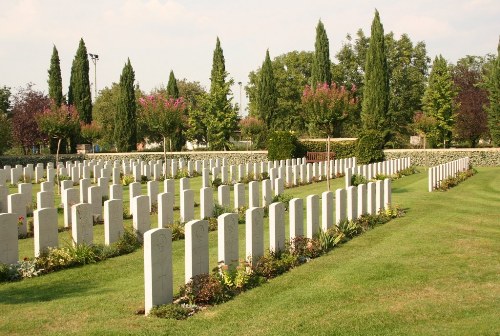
[361,10,389,133]
[422,55,456,148]
[484,39,500,146]
[114,59,137,152]
[208,37,237,150]
[311,20,332,88]
[167,70,179,98]
[47,45,63,107]
[256,49,278,129]
[68,38,92,123]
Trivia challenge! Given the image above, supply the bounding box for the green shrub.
[212,177,222,188]
[351,174,368,186]
[288,236,323,259]
[267,131,302,160]
[253,251,299,279]
[149,304,192,320]
[121,174,134,186]
[299,140,357,159]
[179,273,230,305]
[271,193,294,210]
[0,263,21,281]
[356,130,385,164]
[168,221,185,241]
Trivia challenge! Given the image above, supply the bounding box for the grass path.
[1,168,499,335]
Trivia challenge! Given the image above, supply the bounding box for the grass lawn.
[1,167,499,335]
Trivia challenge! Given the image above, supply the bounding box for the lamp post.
[88,53,99,100]
[238,81,242,116]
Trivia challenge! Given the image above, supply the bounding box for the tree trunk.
[326,135,331,191]
[163,136,167,176]
[56,137,62,195]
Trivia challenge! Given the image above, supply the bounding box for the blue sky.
[1,0,499,111]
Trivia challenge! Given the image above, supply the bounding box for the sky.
[1,0,499,112]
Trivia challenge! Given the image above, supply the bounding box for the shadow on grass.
[0,277,105,304]
[392,187,408,194]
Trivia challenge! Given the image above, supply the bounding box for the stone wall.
[85,151,269,165]
[383,148,500,167]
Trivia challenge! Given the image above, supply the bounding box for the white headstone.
[217,185,230,209]
[269,202,285,253]
[289,198,303,239]
[335,188,347,224]
[132,195,151,239]
[233,183,246,210]
[0,213,18,264]
[144,228,173,315]
[37,191,54,209]
[180,189,194,222]
[217,213,239,268]
[347,186,358,221]
[8,193,27,236]
[248,181,260,208]
[34,207,58,256]
[185,219,209,283]
[147,181,159,211]
[104,199,124,245]
[306,195,319,238]
[71,203,93,245]
[200,187,214,219]
[245,207,264,263]
[321,191,334,231]
[158,192,174,228]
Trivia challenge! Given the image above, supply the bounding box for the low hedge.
[299,140,357,159]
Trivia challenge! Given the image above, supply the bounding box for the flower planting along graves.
[33,207,58,257]
[428,157,471,192]
[185,219,209,284]
[144,228,173,316]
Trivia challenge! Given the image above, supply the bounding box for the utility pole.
[238,81,242,116]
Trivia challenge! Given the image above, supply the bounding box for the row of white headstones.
[0,156,411,266]
[427,157,470,192]
[143,176,394,315]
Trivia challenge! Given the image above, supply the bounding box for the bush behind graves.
[267,131,303,160]
[356,130,385,164]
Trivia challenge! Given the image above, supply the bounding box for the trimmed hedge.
[267,131,303,160]
[299,140,357,159]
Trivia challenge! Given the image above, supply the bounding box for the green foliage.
[0,263,21,282]
[267,131,302,160]
[68,38,92,123]
[253,250,299,279]
[422,55,457,148]
[356,130,385,164]
[149,304,192,320]
[240,116,266,149]
[436,168,476,191]
[246,51,314,132]
[311,20,332,87]
[362,10,390,134]
[179,273,230,305]
[212,202,230,218]
[255,49,278,129]
[483,41,500,146]
[166,70,179,99]
[271,193,294,210]
[114,59,137,152]
[47,45,64,107]
[351,174,368,186]
[0,112,12,155]
[121,174,134,186]
[299,140,357,158]
[167,221,185,241]
[288,236,323,259]
[207,37,238,150]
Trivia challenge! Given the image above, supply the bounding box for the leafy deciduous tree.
[483,40,500,146]
[239,116,266,149]
[422,55,457,148]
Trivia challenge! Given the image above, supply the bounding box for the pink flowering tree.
[139,94,187,164]
[36,104,80,193]
[302,82,357,189]
[239,116,266,149]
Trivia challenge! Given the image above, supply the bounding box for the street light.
[238,81,242,116]
[88,53,99,100]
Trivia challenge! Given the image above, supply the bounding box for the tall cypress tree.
[422,55,456,148]
[114,59,137,152]
[47,45,63,107]
[208,37,237,150]
[361,10,389,133]
[167,70,179,98]
[68,38,92,123]
[256,49,278,129]
[311,20,332,88]
[484,39,500,146]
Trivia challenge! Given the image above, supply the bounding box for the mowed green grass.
[1,168,499,336]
